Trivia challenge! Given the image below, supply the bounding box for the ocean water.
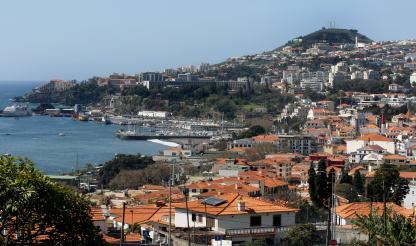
[0,81,166,174]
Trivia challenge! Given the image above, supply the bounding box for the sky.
[0,0,415,81]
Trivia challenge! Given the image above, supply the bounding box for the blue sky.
[0,0,415,81]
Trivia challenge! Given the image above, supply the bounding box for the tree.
[353,207,416,246]
[237,125,266,139]
[215,98,238,119]
[315,160,329,208]
[340,168,352,184]
[353,170,365,195]
[283,224,321,246]
[99,154,154,186]
[308,162,319,206]
[0,156,105,245]
[108,163,171,189]
[336,183,359,202]
[366,164,409,205]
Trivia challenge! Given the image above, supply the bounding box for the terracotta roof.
[357,134,392,142]
[336,145,346,151]
[357,145,385,151]
[229,147,250,153]
[364,123,379,129]
[110,205,172,225]
[90,208,106,221]
[215,158,248,165]
[336,202,412,220]
[400,172,416,179]
[174,194,298,216]
[142,185,166,191]
[348,165,365,176]
[383,154,406,160]
[252,134,279,142]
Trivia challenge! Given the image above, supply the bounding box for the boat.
[0,104,31,117]
[59,133,65,136]
[116,129,212,140]
[101,115,111,125]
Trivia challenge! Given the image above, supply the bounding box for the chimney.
[237,200,246,211]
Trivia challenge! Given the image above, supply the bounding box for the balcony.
[225,226,291,236]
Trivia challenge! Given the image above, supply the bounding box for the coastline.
[147,139,180,147]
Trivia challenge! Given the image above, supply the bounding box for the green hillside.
[285,28,373,48]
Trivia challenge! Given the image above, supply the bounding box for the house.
[400,172,416,208]
[335,202,413,226]
[276,135,316,155]
[346,134,395,154]
[348,145,386,164]
[383,154,407,166]
[174,194,298,243]
[227,138,253,150]
[307,108,336,120]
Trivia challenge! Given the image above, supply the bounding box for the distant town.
[3,27,416,245]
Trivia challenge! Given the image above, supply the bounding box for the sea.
[0,81,166,174]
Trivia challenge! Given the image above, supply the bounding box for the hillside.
[285,28,373,48]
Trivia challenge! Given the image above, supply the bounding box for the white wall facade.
[402,181,416,209]
[175,209,296,233]
[346,140,395,154]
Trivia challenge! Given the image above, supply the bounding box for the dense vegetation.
[99,154,154,186]
[367,164,409,204]
[285,28,372,49]
[26,81,117,105]
[332,79,389,94]
[353,207,416,245]
[0,156,105,245]
[27,80,294,122]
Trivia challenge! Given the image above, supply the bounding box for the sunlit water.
[0,81,165,174]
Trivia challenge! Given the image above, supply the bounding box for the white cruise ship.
[0,104,32,117]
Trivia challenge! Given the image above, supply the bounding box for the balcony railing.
[225,223,328,236]
[226,226,290,236]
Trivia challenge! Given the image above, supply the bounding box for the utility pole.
[120,202,126,245]
[184,186,191,246]
[204,202,209,246]
[383,179,387,244]
[168,161,175,246]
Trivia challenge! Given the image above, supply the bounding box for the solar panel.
[202,197,227,206]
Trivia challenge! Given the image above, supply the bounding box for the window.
[198,214,203,223]
[250,216,262,227]
[273,215,282,227]
[206,217,215,227]
[191,213,196,222]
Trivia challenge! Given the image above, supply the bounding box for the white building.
[174,194,297,234]
[410,72,416,87]
[346,134,395,154]
[300,78,324,92]
[402,175,416,209]
[138,111,168,119]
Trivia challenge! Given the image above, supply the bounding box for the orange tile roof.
[110,205,171,225]
[252,134,279,142]
[365,124,380,129]
[400,172,416,179]
[174,194,298,216]
[215,158,248,165]
[383,154,406,160]
[91,208,106,221]
[357,134,392,142]
[229,147,250,153]
[336,145,346,152]
[336,202,412,220]
[348,165,365,175]
[142,185,166,191]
